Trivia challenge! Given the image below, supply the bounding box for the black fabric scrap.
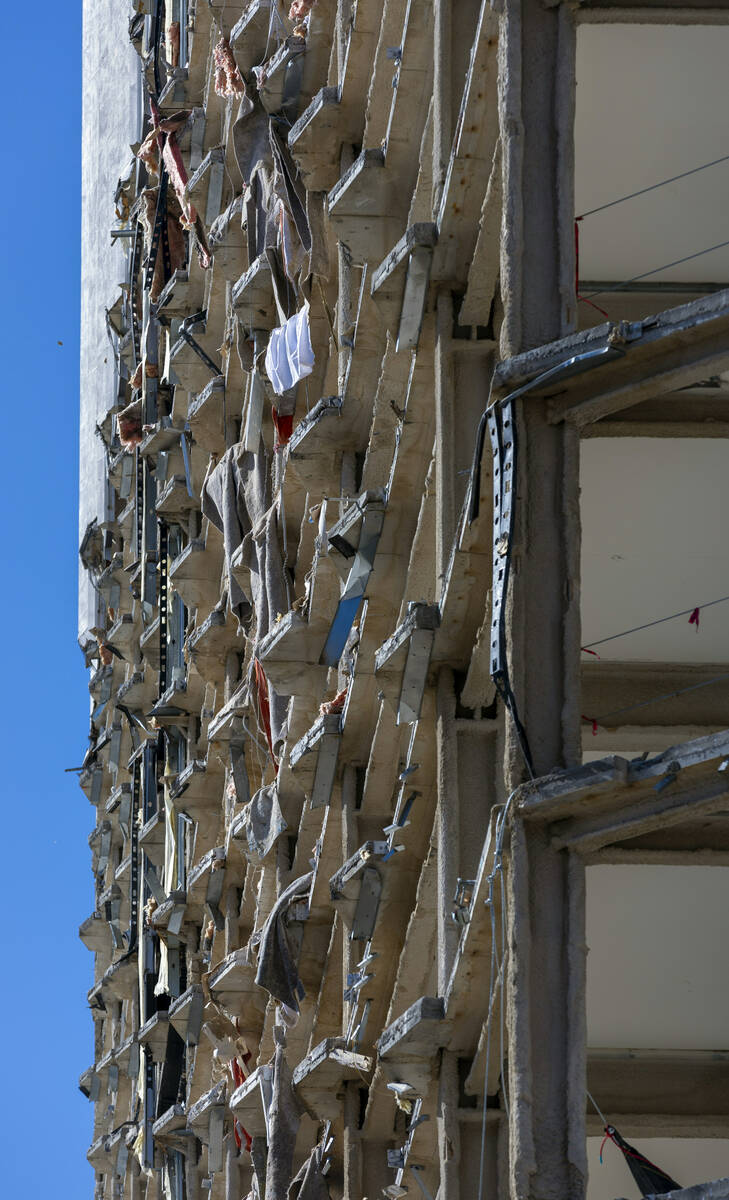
[255,871,313,1011]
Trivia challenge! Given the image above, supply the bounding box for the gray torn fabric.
[241,782,287,861]
[230,742,250,805]
[209,194,244,249]
[255,871,313,1011]
[250,167,279,259]
[264,1046,303,1200]
[265,246,296,323]
[305,192,330,281]
[269,124,311,254]
[202,445,290,750]
[233,92,272,189]
[245,503,288,642]
[201,444,263,626]
[201,445,286,643]
[287,1141,331,1200]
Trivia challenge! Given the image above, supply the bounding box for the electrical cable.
[582,239,729,301]
[584,670,729,730]
[582,594,729,650]
[498,865,509,1121]
[577,152,729,220]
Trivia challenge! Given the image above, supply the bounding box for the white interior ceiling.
[571,25,729,1197]
[586,865,729,1050]
[587,1137,729,1200]
[575,25,729,285]
[580,438,729,663]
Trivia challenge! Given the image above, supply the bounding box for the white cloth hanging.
[264,301,315,394]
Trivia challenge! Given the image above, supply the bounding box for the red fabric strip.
[254,658,279,772]
[272,408,294,448]
[581,714,598,736]
[575,219,610,319]
[231,1058,252,1151]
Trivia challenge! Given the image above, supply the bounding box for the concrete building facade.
[78,3,729,1200]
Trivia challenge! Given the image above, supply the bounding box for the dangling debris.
[601,1125,681,1196]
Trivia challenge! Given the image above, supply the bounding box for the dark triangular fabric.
[606,1125,681,1196]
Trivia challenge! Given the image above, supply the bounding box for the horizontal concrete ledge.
[587,1050,729,1122]
[582,660,729,730]
[586,1113,729,1139]
[578,1,729,26]
[493,289,729,426]
[584,388,729,438]
[518,727,729,818]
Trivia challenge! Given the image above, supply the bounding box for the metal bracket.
[488,398,515,687]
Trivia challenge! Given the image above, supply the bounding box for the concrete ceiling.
[584,864,729,1198]
[572,25,729,1198]
[575,24,729,287]
[580,438,729,662]
[586,864,729,1050]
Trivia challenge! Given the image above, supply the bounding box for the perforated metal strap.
[488,400,534,774]
[488,398,514,690]
[151,0,164,99]
[144,167,171,294]
[158,519,169,696]
[160,189,171,280]
[135,447,143,558]
[143,1047,155,1167]
[129,759,140,948]
[130,224,143,366]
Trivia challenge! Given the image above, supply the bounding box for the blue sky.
[0,9,93,1190]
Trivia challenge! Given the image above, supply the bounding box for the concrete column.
[437,1049,461,1200]
[436,670,460,995]
[435,292,455,601]
[224,885,238,957]
[337,1,353,85]
[499,0,576,359]
[337,143,355,399]
[432,0,452,214]
[341,766,359,1035]
[129,1156,142,1200]
[250,1136,267,1198]
[225,1134,239,1200]
[343,1081,363,1199]
[506,824,587,1200]
[224,651,238,705]
[184,1152,201,1200]
[498,4,586,1199]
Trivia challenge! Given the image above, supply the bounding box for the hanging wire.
[582,594,729,649]
[577,152,729,220]
[264,2,286,61]
[586,1089,608,1129]
[477,793,517,1200]
[582,239,729,301]
[477,879,499,1200]
[498,865,509,1122]
[342,263,369,396]
[584,670,729,729]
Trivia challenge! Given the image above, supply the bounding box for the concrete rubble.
[78,2,729,1199]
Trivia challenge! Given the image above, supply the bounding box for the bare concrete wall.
[79,0,140,641]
